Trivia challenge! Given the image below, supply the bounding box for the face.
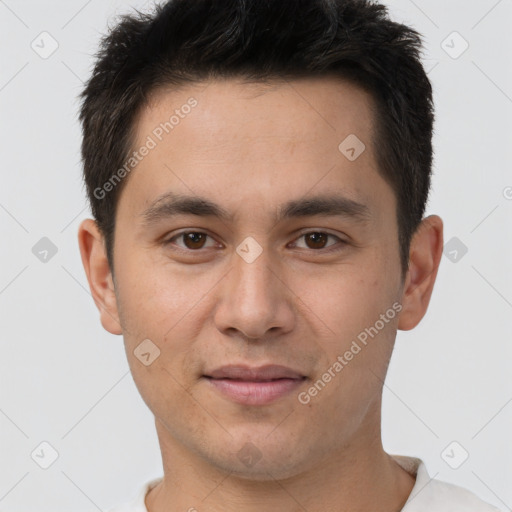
[104,77,408,478]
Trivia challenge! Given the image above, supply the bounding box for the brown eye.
[304,232,329,249]
[290,231,345,252]
[181,232,207,249]
[165,231,216,251]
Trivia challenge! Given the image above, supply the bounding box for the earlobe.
[397,215,444,331]
[78,219,123,335]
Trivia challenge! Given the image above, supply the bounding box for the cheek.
[292,263,395,342]
[114,247,208,339]
[114,255,220,392]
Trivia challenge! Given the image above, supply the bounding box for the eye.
[165,231,218,251]
[290,231,345,252]
[163,230,346,254]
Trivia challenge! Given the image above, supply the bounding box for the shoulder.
[391,455,503,512]
[106,477,163,512]
[410,477,504,511]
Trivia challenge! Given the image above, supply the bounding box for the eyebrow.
[141,191,372,226]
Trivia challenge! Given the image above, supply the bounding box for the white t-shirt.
[107,454,503,511]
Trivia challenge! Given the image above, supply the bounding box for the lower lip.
[205,377,305,405]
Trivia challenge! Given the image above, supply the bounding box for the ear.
[78,219,122,335]
[397,215,443,331]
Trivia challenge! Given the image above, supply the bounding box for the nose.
[213,242,296,341]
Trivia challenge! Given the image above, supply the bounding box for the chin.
[218,455,305,482]
[205,434,313,482]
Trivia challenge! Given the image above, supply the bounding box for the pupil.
[185,232,205,249]
[307,232,326,249]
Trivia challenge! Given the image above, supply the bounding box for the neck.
[145,418,415,512]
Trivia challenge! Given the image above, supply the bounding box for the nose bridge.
[214,237,294,339]
[231,239,279,309]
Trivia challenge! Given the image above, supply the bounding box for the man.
[77,0,502,510]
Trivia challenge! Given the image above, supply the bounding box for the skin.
[79,76,443,512]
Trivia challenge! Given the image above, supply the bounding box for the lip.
[203,365,307,405]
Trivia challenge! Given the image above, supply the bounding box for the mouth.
[203,365,307,405]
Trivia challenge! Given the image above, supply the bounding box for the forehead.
[143,75,376,149]
[120,75,391,226]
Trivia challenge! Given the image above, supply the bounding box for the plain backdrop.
[0,0,511,510]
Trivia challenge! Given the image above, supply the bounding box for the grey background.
[0,0,511,510]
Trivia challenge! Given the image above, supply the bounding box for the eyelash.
[163,230,347,254]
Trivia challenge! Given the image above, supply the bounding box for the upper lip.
[205,365,305,381]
